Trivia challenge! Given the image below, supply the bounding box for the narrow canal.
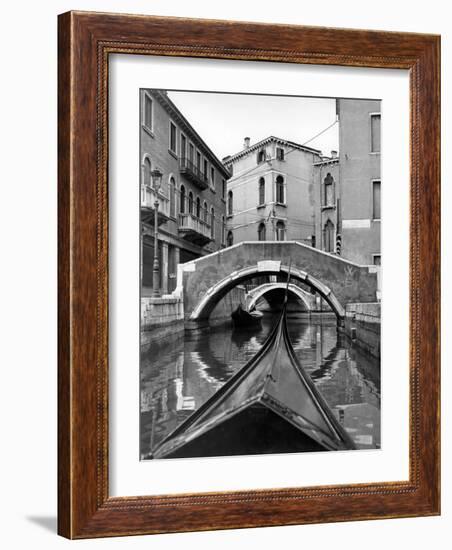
[140,314,381,459]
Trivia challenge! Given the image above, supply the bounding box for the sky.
[167,90,339,161]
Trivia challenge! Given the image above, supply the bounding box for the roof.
[313,157,339,166]
[223,136,322,164]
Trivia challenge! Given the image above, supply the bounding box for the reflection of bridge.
[174,242,378,326]
[246,283,315,312]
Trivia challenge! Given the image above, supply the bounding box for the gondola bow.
[151,306,356,459]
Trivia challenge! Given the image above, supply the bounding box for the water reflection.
[140,315,380,458]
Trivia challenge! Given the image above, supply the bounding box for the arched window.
[196,196,201,218]
[276,175,285,204]
[210,207,215,239]
[258,222,266,241]
[188,191,194,215]
[258,177,265,205]
[180,185,186,214]
[203,201,208,223]
[324,220,335,252]
[169,177,176,217]
[222,216,226,245]
[143,157,152,187]
[276,220,286,241]
[227,231,234,247]
[323,173,335,207]
[227,191,233,216]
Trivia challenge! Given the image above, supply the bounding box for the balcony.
[141,185,170,225]
[178,213,212,246]
[179,157,209,190]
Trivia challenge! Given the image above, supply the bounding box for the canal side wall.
[141,296,184,348]
[344,302,381,358]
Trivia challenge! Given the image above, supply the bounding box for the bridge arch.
[246,283,314,312]
[189,264,345,322]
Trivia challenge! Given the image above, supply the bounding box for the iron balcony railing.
[179,157,209,190]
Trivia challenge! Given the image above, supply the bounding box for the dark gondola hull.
[152,305,356,459]
[159,404,328,459]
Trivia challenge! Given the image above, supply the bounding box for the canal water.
[140,314,381,459]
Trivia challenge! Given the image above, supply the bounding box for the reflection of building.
[140,90,229,294]
[336,99,381,265]
[223,137,323,246]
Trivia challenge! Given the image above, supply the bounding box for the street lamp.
[151,168,163,297]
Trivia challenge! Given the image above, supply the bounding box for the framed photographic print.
[58,11,440,538]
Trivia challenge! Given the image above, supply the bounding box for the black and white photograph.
[140,89,381,460]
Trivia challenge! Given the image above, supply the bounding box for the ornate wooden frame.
[58,11,440,539]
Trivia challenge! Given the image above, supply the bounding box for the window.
[276,147,285,161]
[323,173,335,206]
[276,220,286,241]
[373,180,381,219]
[210,207,215,238]
[211,167,215,188]
[373,255,381,266]
[203,201,208,223]
[204,159,208,178]
[143,157,152,187]
[196,151,201,172]
[227,231,234,247]
[189,143,194,163]
[258,222,266,241]
[276,175,285,204]
[222,216,226,245]
[258,177,265,205]
[222,179,226,200]
[257,149,266,164]
[196,196,201,218]
[143,94,153,130]
[370,113,381,153]
[169,121,177,154]
[188,191,194,215]
[180,185,186,214]
[168,245,177,284]
[324,220,334,252]
[169,177,176,217]
[227,191,233,216]
[181,134,187,159]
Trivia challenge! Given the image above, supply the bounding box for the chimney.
[330,150,338,158]
[244,137,250,149]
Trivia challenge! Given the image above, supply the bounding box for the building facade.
[223,136,322,246]
[337,99,381,265]
[140,89,229,294]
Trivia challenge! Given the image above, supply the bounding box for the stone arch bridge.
[174,241,378,326]
[246,283,316,312]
